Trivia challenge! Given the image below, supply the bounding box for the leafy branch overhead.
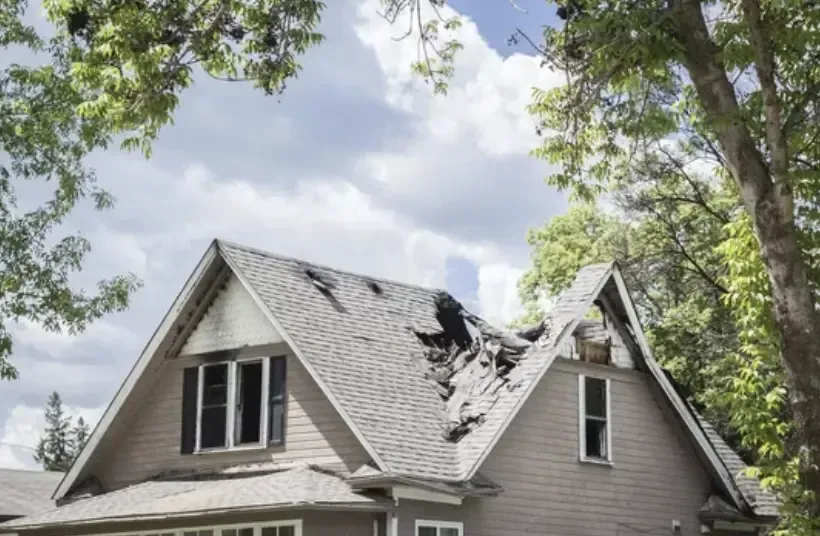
[43,0,326,150]
[379,0,820,531]
[1,2,141,380]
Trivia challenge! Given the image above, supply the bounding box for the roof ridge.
[216,238,447,295]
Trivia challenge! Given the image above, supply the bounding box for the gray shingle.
[0,469,63,518]
[222,242,614,482]
[697,418,780,518]
[217,243,776,518]
[221,241,460,480]
[0,465,387,530]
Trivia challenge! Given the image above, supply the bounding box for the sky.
[0,0,566,469]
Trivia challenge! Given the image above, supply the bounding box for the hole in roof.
[304,268,332,291]
[302,267,347,314]
[366,280,383,296]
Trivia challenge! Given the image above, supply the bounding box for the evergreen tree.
[34,392,72,472]
[70,417,90,460]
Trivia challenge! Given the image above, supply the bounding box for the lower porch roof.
[0,464,391,532]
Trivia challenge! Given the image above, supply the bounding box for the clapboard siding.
[179,273,284,356]
[93,352,369,490]
[455,358,711,536]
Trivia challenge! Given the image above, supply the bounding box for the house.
[0,239,779,536]
[0,469,64,523]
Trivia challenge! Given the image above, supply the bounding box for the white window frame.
[195,356,274,453]
[415,520,464,536]
[82,520,303,536]
[578,374,612,464]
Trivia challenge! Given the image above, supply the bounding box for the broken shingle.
[415,293,550,442]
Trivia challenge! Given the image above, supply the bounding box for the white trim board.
[54,241,223,499]
[609,266,748,512]
[414,520,464,536]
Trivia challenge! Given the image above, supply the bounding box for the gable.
[55,241,376,499]
[472,357,712,536]
[179,272,284,356]
[464,264,751,516]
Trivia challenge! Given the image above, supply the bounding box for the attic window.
[181,356,287,454]
[579,375,611,463]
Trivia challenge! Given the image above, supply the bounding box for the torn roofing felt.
[220,239,616,482]
[414,291,550,442]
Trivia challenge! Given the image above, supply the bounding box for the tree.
[34,392,90,471]
[71,416,90,455]
[2,0,328,379]
[34,392,72,471]
[366,0,820,530]
[1,0,143,379]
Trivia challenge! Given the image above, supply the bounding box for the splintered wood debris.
[414,291,551,442]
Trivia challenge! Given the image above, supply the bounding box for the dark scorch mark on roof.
[415,292,549,442]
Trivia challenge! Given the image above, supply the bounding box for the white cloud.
[2,0,567,439]
[477,263,525,326]
[0,406,44,469]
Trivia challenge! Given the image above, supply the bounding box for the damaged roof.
[221,242,615,482]
[54,238,777,521]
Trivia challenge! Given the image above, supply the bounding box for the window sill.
[580,456,613,467]
[195,444,269,455]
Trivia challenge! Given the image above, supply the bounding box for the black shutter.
[269,356,286,445]
[181,366,198,454]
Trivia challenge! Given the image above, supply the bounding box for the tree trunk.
[669,0,820,514]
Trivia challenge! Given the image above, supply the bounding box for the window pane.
[441,529,460,536]
[418,527,437,536]
[203,364,228,406]
[222,529,237,536]
[184,531,198,536]
[236,361,263,444]
[238,529,254,536]
[261,527,277,536]
[200,406,227,448]
[585,419,607,458]
[278,526,294,536]
[199,531,213,536]
[585,377,607,418]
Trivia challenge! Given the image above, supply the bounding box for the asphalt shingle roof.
[0,469,63,519]
[698,419,780,518]
[221,241,460,480]
[0,465,388,530]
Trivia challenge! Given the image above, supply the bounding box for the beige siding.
[179,273,283,356]
[24,510,379,536]
[396,501,464,536]
[92,351,369,490]
[454,358,712,536]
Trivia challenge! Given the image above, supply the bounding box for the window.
[579,375,611,463]
[187,355,286,453]
[102,521,302,536]
[415,521,463,536]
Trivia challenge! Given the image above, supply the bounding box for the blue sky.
[0,0,567,468]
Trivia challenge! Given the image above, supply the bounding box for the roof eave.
[1,501,395,533]
[53,241,224,500]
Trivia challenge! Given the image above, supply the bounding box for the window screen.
[200,364,228,449]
